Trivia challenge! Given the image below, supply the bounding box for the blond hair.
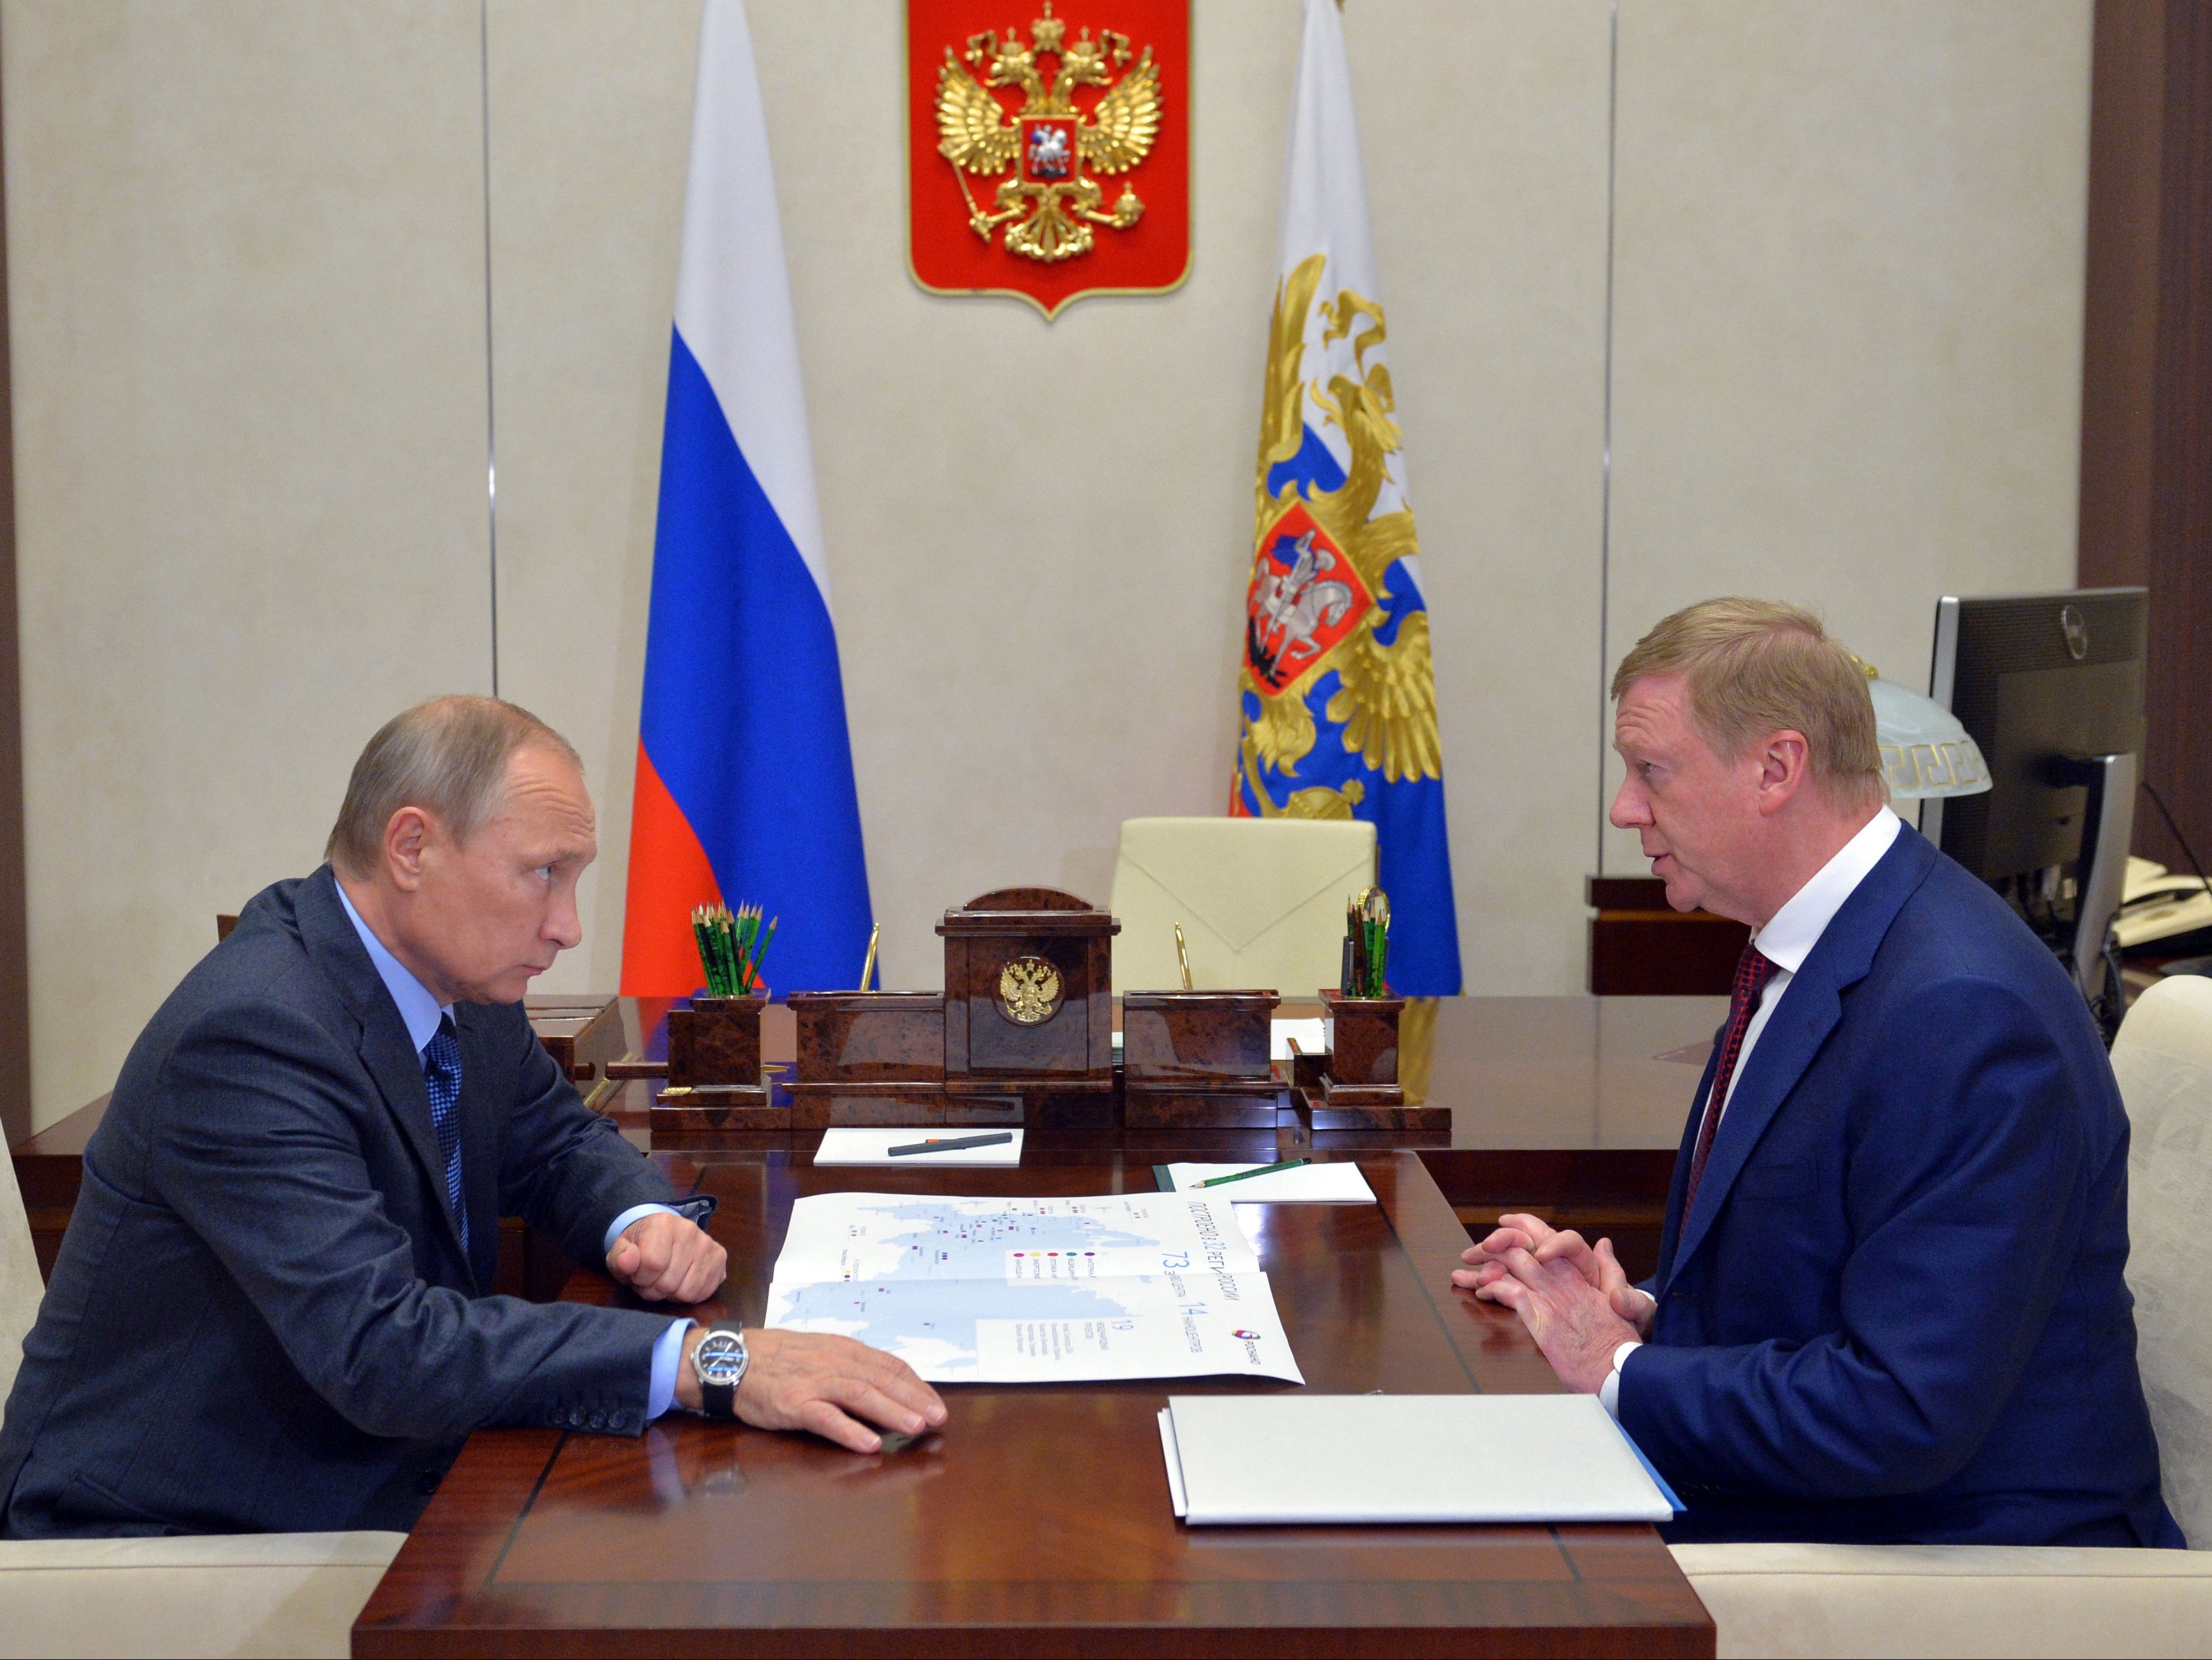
[326,696,579,877]
[1612,598,1884,806]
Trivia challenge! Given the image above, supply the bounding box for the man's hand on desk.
[673,1329,948,1454]
[1470,1240,1647,1395]
[1453,1213,1654,1339]
[607,1211,728,1303]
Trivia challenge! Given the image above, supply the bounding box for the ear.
[382,805,434,892]
[1753,729,1813,818]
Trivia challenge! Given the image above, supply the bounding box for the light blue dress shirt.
[333,882,692,1421]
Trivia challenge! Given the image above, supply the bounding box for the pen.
[887,1131,1015,1157]
[1196,1157,1311,1188]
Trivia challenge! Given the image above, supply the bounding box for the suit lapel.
[295,867,471,1272]
[1657,826,1942,1297]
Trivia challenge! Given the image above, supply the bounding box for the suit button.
[610,1412,631,1431]
[589,1411,607,1431]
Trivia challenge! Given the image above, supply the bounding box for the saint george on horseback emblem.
[1245,506,1374,696]
[907,1,1190,317]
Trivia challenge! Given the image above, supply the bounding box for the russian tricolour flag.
[1231,0,1461,993]
[621,0,872,996]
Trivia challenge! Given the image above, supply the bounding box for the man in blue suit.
[1,696,943,1536]
[1460,598,2179,1548]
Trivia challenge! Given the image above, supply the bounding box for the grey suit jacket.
[0,867,679,1536]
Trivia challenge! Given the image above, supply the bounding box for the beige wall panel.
[6,0,492,1125]
[1599,0,2091,875]
[492,0,1612,998]
[481,0,697,997]
[1349,1,1612,993]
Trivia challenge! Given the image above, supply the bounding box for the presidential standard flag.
[621,0,873,995]
[1231,0,1462,993]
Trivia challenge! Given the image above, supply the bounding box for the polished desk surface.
[353,1146,1714,1658]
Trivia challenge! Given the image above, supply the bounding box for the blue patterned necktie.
[421,1015,467,1254]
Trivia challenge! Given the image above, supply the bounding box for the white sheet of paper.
[1159,1408,1190,1518]
[1159,1162,1376,1204]
[1270,1017,1328,1061]
[811,1127,1024,1166]
[1160,1395,1678,1525]
[764,1190,1303,1385]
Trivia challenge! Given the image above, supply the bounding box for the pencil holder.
[665,995,765,1088]
[1318,988,1402,1087]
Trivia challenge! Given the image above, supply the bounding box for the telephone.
[2116,856,2212,950]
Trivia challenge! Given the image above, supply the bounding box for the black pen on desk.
[1196,1157,1310,1189]
[887,1132,1014,1157]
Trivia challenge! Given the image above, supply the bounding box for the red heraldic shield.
[908,0,1190,318]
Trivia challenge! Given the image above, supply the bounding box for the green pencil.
[1196,1157,1311,1189]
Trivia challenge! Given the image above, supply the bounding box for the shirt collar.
[333,878,452,1056]
[1751,806,1904,976]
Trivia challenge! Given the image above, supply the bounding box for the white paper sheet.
[1156,1162,1376,1204]
[1160,1395,1678,1525]
[1158,1408,1190,1518]
[811,1128,1024,1166]
[1270,1017,1328,1061]
[764,1191,1304,1385]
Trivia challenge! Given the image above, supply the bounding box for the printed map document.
[764,1191,1304,1384]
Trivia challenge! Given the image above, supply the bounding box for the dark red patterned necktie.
[1683,944,1777,1222]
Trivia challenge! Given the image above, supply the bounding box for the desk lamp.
[1854,658,1992,801]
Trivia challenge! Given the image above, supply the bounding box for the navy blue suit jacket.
[0,868,680,1536]
[1622,825,2179,1546]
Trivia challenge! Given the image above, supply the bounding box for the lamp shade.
[1869,677,1992,800]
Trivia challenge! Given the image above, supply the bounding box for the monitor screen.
[1928,588,2147,884]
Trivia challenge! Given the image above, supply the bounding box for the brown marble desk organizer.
[651,995,783,1132]
[937,888,1119,1130]
[1120,990,1289,1129]
[1313,987,1448,1130]
[785,991,971,1127]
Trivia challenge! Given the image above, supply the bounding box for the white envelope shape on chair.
[1109,818,1376,994]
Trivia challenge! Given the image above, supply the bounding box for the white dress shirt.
[333,882,692,1420]
[1599,807,1903,1417]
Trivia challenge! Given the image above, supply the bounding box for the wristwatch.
[690,1321,749,1420]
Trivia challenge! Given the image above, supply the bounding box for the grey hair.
[326,696,580,877]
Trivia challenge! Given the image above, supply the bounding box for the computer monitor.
[1924,587,2147,1022]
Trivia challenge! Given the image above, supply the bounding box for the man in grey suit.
[0,696,943,1536]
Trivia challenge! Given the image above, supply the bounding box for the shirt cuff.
[648,1318,695,1421]
[1598,1340,1642,1419]
[603,1202,682,1258]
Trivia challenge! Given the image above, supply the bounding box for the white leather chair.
[1108,817,1375,993]
[0,1137,402,1659]
[1670,973,2212,1658]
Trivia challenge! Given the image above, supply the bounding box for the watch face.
[695,1332,747,1385]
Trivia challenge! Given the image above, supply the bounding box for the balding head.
[329,697,596,1005]
[328,696,579,879]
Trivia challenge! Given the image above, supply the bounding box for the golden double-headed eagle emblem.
[997,956,1063,1025]
[934,2,1163,262]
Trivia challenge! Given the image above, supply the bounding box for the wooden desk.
[353,1147,1712,1658]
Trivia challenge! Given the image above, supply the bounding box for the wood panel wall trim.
[0,17,29,1150]
[2080,0,2212,873]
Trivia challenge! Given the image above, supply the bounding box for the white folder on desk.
[1157,1395,1678,1525]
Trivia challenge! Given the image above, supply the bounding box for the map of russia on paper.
[764,1193,1303,1385]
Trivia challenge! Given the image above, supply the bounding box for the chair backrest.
[1108,817,1376,993]
[0,1136,42,1420]
[2112,973,2212,1548]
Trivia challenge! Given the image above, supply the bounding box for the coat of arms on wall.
[907,1,1190,318]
